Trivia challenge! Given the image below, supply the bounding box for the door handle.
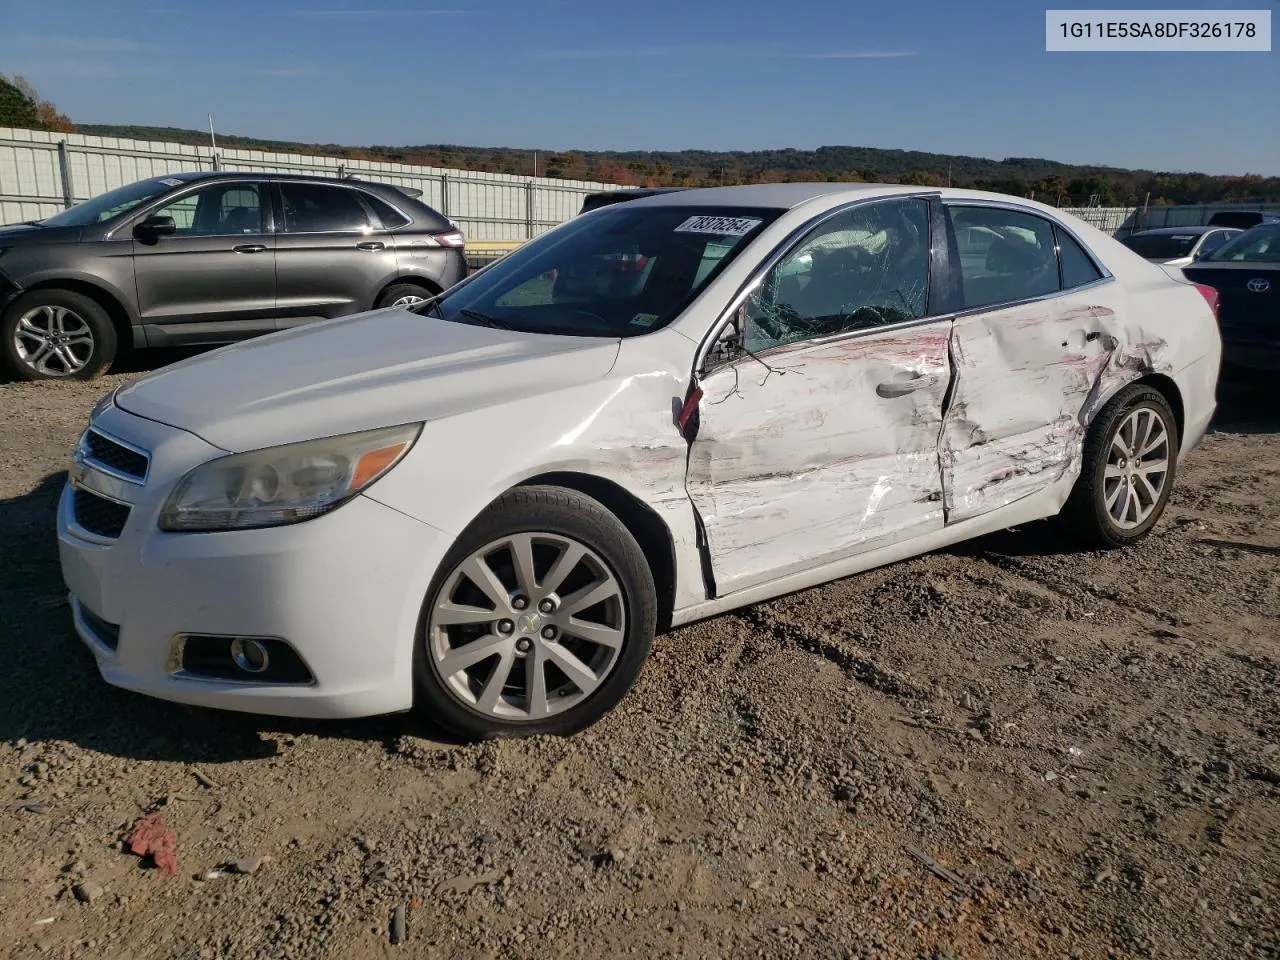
[356,241,386,251]
[233,244,267,254]
[876,375,937,398]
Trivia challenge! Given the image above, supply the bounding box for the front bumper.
[56,405,453,719]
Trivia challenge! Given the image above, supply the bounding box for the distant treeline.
[75,123,1280,207]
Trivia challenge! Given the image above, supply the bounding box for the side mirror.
[705,308,746,370]
[134,215,176,242]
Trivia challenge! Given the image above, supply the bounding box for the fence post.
[525,180,535,240]
[440,173,450,217]
[56,141,75,209]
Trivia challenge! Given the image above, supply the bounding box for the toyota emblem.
[1247,278,1271,293]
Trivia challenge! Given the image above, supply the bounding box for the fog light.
[230,638,270,674]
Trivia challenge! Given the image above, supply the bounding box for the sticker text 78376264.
[674,215,762,237]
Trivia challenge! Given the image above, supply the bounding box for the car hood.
[113,308,622,452]
[0,222,82,245]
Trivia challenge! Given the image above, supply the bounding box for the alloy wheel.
[427,533,627,721]
[1103,406,1171,530]
[14,305,95,376]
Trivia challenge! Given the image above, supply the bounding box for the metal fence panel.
[0,126,620,240]
[12,127,1276,242]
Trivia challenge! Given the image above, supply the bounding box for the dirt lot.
[0,361,1276,960]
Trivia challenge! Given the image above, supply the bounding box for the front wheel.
[1061,383,1180,549]
[414,486,656,740]
[0,289,117,381]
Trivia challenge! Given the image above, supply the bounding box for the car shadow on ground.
[1210,382,1280,436]
[0,472,463,767]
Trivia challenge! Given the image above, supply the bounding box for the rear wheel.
[414,486,656,740]
[1061,384,1179,549]
[1,289,117,381]
[375,283,434,310]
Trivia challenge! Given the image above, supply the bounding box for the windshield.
[1205,224,1280,263]
[1121,233,1200,260]
[39,177,182,228]
[423,205,782,337]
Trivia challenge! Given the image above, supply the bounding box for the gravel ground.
[1,359,1277,960]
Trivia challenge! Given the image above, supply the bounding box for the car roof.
[1128,225,1223,237]
[610,182,1117,214]
[151,170,410,192]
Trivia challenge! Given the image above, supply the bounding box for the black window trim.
[940,199,1115,318]
[268,178,382,236]
[105,178,272,240]
[694,191,946,375]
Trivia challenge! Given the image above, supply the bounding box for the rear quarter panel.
[1058,210,1221,458]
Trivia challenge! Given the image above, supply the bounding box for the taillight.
[423,229,466,248]
[1194,283,1219,318]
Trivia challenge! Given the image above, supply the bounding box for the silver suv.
[0,172,467,380]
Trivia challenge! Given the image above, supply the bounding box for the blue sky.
[1,0,1276,175]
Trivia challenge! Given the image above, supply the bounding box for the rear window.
[425,206,782,337]
[1121,233,1200,260]
[363,192,411,229]
[1205,224,1280,263]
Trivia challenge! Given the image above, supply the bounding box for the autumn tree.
[0,74,74,132]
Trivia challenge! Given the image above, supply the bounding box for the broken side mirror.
[704,305,747,371]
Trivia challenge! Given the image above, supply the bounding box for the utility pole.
[946,162,951,187]
[208,113,219,170]
[533,151,538,178]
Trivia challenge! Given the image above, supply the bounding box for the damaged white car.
[58,184,1221,739]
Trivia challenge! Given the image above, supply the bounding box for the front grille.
[79,604,120,651]
[72,488,131,539]
[85,429,149,481]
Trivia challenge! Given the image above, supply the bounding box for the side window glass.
[1057,226,1104,288]
[278,184,371,233]
[363,193,411,229]
[949,206,1058,309]
[151,183,264,236]
[1197,231,1230,257]
[742,197,930,353]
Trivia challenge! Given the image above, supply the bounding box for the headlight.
[158,423,422,532]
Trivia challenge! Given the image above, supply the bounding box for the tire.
[1060,383,1180,550]
[413,485,657,740]
[375,283,434,310]
[0,289,117,381]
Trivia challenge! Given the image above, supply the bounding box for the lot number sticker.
[674,215,762,236]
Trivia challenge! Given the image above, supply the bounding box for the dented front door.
[687,322,953,596]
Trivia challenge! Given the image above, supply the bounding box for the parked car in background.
[0,172,466,381]
[579,187,687,214]
[1206,210,1280,231]
[1120,225,1241,267]
[58,184,1220,740]
[1182,222,1280,380]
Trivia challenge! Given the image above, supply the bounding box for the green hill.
[76,123,1280,207]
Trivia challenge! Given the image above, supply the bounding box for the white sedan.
[57,184,1222,739]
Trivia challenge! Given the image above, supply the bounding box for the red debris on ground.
[124,812,178,875]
